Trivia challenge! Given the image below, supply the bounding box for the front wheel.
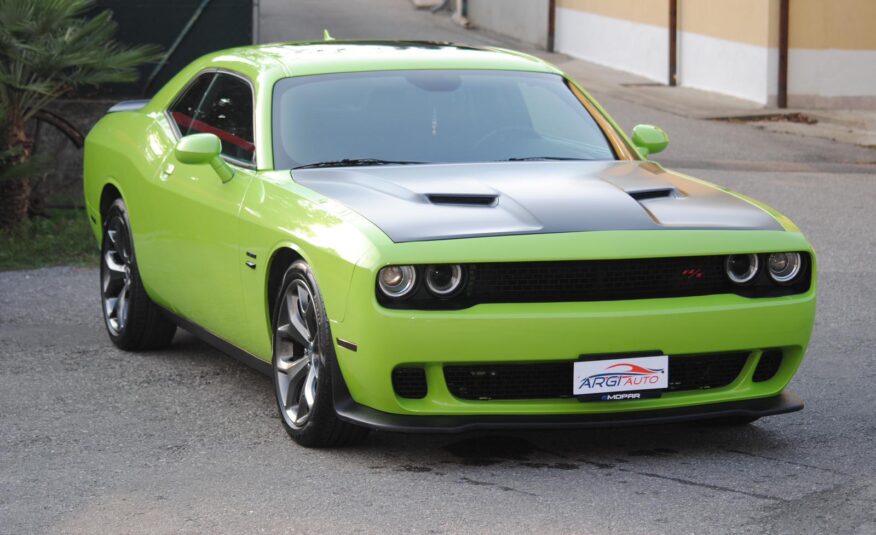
[272,260,368,447]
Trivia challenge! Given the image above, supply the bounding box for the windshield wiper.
[293,158,428,169]
[497,156,594,162]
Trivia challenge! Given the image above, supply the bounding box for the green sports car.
[83,40,816,447]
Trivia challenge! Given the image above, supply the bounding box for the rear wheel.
[100,198,176,350]
[272,260,368,447]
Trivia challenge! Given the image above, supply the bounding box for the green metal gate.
[94,0,254,96]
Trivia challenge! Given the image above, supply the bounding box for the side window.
[169,72,256,164]
[170,73,214,137]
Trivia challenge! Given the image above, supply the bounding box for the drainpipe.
[252,0,260,43]
[547,0,556,52]
[778,0,790,108]
[668,0,677,86]
[451,0,470,28]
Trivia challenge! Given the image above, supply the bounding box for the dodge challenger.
[83,40,816,447]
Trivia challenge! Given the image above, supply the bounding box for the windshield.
[272,70,617,169]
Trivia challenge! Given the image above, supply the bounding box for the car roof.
[200,40,561,81]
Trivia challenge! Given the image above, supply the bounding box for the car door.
[152,71,257,348]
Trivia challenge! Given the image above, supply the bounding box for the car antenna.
[323,29,335,41]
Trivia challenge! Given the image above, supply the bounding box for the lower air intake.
[753,350,783,382]
[444,353,750,401]
[392,367,428,399]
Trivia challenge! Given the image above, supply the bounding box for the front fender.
[236,171,388,360]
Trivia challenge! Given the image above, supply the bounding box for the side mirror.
[631,124,669,158]
[174,133,234,183]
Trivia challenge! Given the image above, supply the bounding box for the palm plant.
[0,0,160,228]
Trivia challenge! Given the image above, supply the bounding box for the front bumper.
[329,230,816,421]
[334,390,803,433]
[332,292,815,417]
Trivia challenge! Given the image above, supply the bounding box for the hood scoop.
[626,187,677,202]
[426,193,498,206]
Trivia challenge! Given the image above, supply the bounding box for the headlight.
[725,254,759,284]
[767,252,802,283]
[378,265,416,298]
[425,264,464,296]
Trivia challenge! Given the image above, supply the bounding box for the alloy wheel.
[101,214,133,335]
[274,279,321,428]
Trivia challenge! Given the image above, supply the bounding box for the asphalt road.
[3,1,876,533]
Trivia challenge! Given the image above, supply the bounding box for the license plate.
[573,355,669,400]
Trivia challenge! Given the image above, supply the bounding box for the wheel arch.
[100,183,123,220]
[92,180,127,246]
[265,245,305,330]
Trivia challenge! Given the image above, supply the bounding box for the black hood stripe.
[292,161,782,243]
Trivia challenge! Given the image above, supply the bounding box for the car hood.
[291,161,782,243]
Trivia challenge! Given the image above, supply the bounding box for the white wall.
[555,7,668,84]
[466,0,549,49]
[790,49,876,98]
[677,31,774,105]
[675,35,876,106]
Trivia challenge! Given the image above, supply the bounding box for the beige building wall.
[679,0,775,47]
[555,0,876,108]
[790,0,876,50]
[558,0,668,28]
[676,0,777,104]
[786,0,876,107]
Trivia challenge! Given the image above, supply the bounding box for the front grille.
[379,254,812,310]
[444,353,749,401]
[469,257,729,303]
[392,367,427,398]
[753,350,783,382]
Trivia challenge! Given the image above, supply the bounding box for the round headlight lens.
[378,265,416,298]
[425,264,464,296]
[767,252,802,283]
[725,254,759,284]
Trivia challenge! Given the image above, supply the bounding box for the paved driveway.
[2,1,876,533]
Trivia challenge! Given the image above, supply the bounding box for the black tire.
[100,198,176,351]
[271,260,368,447]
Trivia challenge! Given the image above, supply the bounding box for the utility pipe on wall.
[547,0,556,52]
[451,0,470,28]
[252,0,260,44]
[668,0,678,86]
[778,0,790,108]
